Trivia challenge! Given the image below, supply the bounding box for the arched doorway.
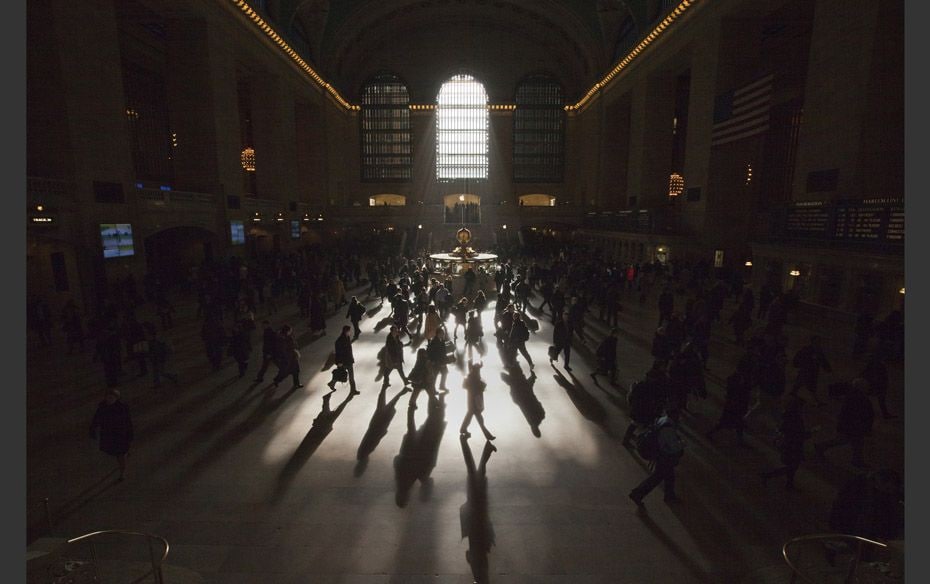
[444,194,481,224]
[518,194,556,207]
[144,226,218,289]
[369,194,407,206]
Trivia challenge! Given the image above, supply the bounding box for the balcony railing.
[139,188,216,206]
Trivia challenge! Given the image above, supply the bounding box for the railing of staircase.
[782,533,891,583]
[66,530,170,584]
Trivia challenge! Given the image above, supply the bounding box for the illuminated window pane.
[514,76,564,182]
[437,75,488,180]
[361,74,411,181]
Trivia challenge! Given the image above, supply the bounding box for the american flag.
[711,73,774,147]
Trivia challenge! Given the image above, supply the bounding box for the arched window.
[514,76,564,182]
[361,73,411,181]
[436,75,488,181]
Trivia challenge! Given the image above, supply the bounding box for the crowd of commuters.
[28,233,903,553]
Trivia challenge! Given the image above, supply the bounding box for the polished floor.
[26,283,904,583]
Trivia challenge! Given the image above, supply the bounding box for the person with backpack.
[623,361,667,446]
[591,329,619,386]
[629,414,684,505]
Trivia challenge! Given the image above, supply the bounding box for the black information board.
[786,206,829,236]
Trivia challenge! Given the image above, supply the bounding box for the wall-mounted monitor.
[290,220,301,240]
[230,220,245,245]
[100,224,134,258]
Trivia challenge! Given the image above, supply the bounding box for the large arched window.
[514,76,564,182]
[361,73,411,181]
[436,75,488,181]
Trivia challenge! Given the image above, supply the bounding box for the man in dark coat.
[508,313,534,369]
[815,378,875,468]
[228,321,252,378]
[89,389,134,481]
[551,313,573,371]
[254,321,278,383]
[330,325,358,394]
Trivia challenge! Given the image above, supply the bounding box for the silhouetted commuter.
[591,329,618,385]
[89,389,133,481]
[346,296,366,339]
[551,314,573,371]
[791,335,832,405]
[760,397,810,490]
[329,325,358,394]
[253,321,278,383]
[378,326,409,389]
[460,360,495,441]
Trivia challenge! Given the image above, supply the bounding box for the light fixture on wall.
[744,260,753,267]
[745,163,753,186]
[668,173,684,198]
[789,269,801,277]
[240,147,256,172]
[275,212,285,223]
[252,211,261,223]
[899,287,905,295]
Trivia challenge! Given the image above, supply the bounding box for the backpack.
[637,418,684,462]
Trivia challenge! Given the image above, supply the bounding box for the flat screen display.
[100,224,134,258]
[230,220,245,245]
[290,220,301,240]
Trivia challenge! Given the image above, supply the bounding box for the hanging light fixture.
[668,173,684,198]
[240,147,256,172]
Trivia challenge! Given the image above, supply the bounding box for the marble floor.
[26,283,904,583]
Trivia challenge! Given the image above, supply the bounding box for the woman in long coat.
[89,389,134,481]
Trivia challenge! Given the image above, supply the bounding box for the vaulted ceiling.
[275,0,650,102]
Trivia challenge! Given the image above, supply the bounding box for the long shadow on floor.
[460,435,496,584]
[393,394,447,507]
[500,365,545,438]
[354,386,410,477]
[29,470,119,542]
[274,390,355,501]
[165,382,303,493]
[552,369,617,439]
[635,507,714,583]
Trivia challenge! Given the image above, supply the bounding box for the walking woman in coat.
[272,325,303,389]
[89,389,133,481]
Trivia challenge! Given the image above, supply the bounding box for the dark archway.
[144,226,218,289]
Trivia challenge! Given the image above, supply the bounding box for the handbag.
[333,365,349,383]
[443,339,456,364]
[548,345,560,361]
